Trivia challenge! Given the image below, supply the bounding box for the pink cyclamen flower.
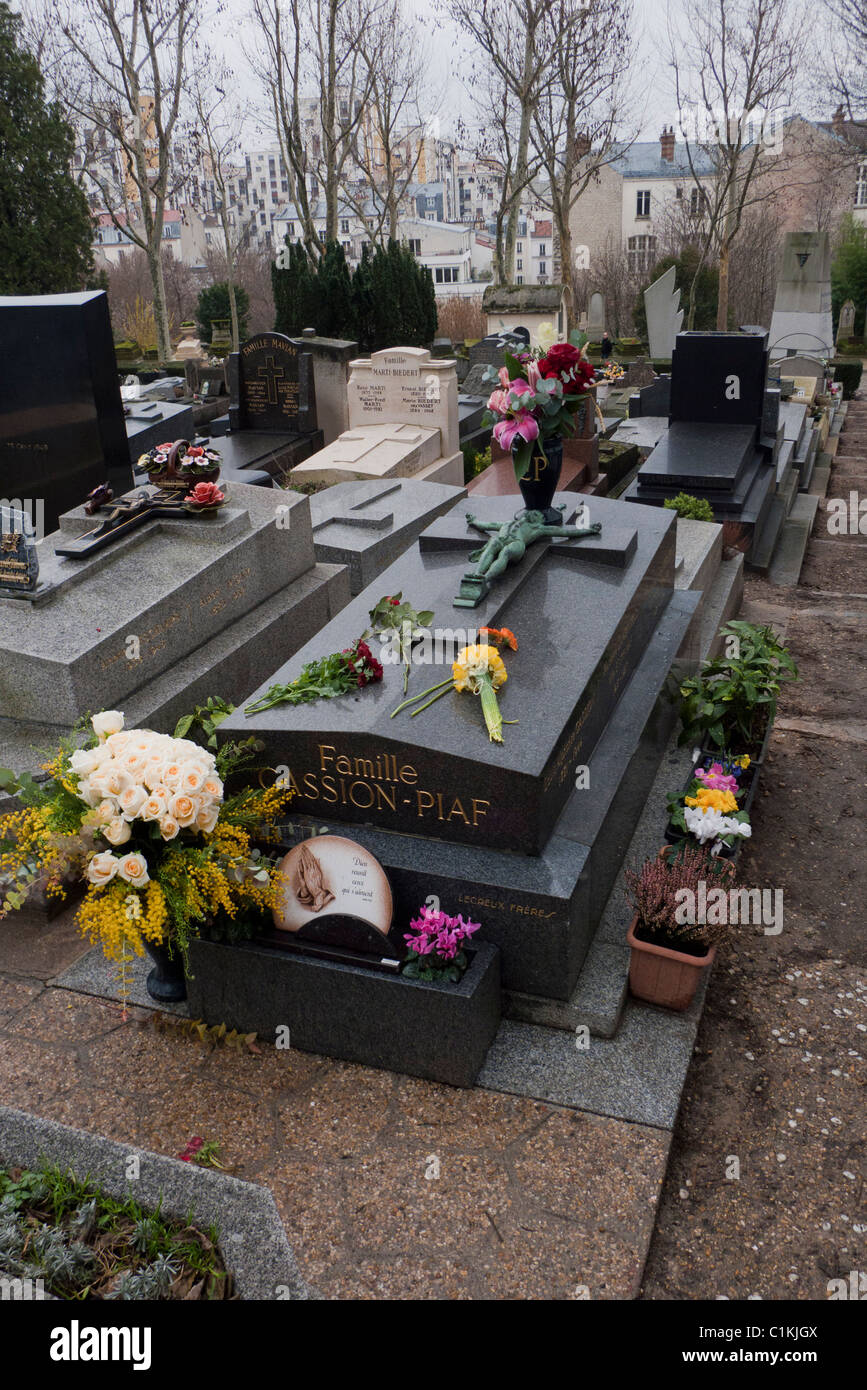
[695,764,739,793]
[493,411,539,451]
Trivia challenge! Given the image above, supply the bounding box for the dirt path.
[642,399,867,1301]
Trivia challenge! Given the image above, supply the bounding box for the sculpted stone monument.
[644,266,683,360]
[455,506,602,606]
[769,231,834,359]
[289,347,463,489]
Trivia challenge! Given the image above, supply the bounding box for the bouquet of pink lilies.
[481,328,597,478]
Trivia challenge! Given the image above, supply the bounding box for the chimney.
[573,131,592,160]
[832,104,846,133]
[660,126,676,162]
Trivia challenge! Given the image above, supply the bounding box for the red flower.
[186,445,205,457]
[539,343,596,395]
[388,597,400,606]
[186,481,224,506]
[178,1136,204,1161]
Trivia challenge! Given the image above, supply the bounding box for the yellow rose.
[87,851,119,885]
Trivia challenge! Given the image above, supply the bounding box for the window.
[537,243,546,256]
[340,218,350,233]
[690,187,706,216]
[409,238,421,255]
[636,189,651,217]
[342,241,352,256]
[434,267,459,283]
[268,157,275,173]
[857,162,867,207]
[287,221,295,235]
[281,180,288,192]
[516,258,522,270]
[516,241,522,252]
[260,211,267,225]
[627,233,657,272]
[676,185,683,199]
[516,274,523,284]
[538,261,546,274]
[538,274,547,284]
[426,211,436,221]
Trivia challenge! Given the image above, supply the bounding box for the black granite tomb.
[624,330,782,560]
[208,332,324,478]
[0,292,134,534]
[217,492,699,1005]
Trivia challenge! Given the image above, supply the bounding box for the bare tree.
[447,0,559,283]
[190,60,256,351]
[345,0,430,244]
[36,0,206,364]
[823,0,867,120]
[530,0,634,319]
[667,0,807,329]
[591,232,644,337]
[246,0,386,255]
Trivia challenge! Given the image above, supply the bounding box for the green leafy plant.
[663,491,715,522]
[676,621,798,751]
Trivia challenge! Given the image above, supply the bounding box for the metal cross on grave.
[257,354,285,405]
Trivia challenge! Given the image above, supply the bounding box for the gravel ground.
[642,396,867,1301]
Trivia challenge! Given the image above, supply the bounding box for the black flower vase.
[516,434,563,522]
[144,941,187,1003]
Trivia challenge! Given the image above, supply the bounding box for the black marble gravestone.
[624,329,784,559]
[0,292,134,535]
[209,332,324,477]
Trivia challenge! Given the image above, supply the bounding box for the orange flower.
[478,626,518,651]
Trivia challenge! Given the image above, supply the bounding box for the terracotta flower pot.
[626,913,714,1012]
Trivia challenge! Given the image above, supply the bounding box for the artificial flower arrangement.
[402,903,481,983]
[480,328,597,478]
[667,754,752,855]
[391,626,518,744]
[137,439,223,502]
[0,711,291,982]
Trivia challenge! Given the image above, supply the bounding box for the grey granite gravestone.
[0,291,134,535]
[837,299,856,344]
[215,490,698,1005]
[309,478,467,594]
[0,484,350,772]
[586,292,606,342]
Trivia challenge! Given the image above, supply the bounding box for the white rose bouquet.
[1,711,292,982]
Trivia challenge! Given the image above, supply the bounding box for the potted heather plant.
[624,843,735,1011]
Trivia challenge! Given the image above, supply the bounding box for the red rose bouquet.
[481,331,597,479]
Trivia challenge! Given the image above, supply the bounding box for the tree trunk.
[716,241,730,330]
[503,27,535,284]
[148,241,173,365]
[555,205,574,325]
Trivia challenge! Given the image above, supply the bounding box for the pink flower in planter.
[493,410,539,451]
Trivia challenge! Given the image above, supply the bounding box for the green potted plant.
[624,843,735,1011]
[676,621,798,761]
[663,491,716,522]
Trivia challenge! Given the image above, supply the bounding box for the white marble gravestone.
[289,347,463,489]
[644,266,683,360]
[769,232,834,359]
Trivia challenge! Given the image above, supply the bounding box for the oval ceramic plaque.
[272,835,393,940]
